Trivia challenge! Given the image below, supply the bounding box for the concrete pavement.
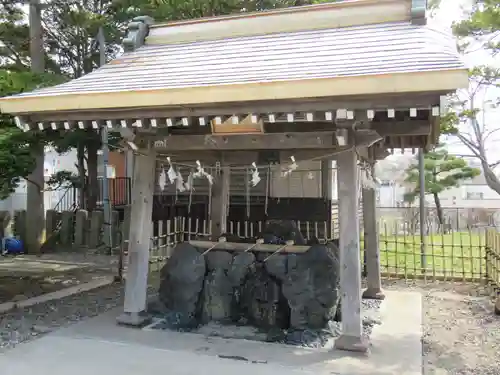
[0,291,422,375]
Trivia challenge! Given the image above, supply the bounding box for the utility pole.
[26,0,45,253]
[98,26,113,254]
[418,148,427,270]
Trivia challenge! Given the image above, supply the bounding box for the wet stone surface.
[154,220,383,348]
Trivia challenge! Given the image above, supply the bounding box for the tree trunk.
[26,0,44,254]
[433,193,444,226]
[86,142,99,212]
[481,160,500,195]
[76,143,86,210]
[25,147,45,254]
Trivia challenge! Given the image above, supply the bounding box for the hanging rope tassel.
[201,236,227,256]
[262,240,295,262]
[245,238,264,252]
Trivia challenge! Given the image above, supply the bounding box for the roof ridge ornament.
[123,16,155,52]
[411,0,427,25]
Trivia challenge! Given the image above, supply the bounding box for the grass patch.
[373,232,486,280]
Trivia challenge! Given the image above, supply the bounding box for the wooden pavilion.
[0,0,467,352]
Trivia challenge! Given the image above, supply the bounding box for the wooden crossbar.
[188,240,311,253]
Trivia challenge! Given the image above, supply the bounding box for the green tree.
[403,147,480,226]
[1,0,336,210]
[1,0,149,210]
[0,69,66,197]
[0,1,67,201]
[435,1,500,195]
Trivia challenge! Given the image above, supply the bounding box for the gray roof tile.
[12,21,464,98]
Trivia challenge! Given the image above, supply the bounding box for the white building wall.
[0,149,79,212]
[377,182,500,209]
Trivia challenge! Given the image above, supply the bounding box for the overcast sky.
[379,0,500,173]
[431,0,499,161]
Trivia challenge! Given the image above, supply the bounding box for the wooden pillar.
[210,165,230,239]
[116,146,155,327]
[321,159,333,238]
[361,166,385,300]
[334,148,369,353]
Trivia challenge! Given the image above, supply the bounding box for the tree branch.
[24,177,43,191]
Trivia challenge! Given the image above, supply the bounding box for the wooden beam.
[117,145,155,327]
[210,166,230,239]
[211,114,264,134]
[373,120,431,136]
[154,149,350,166]
[25,92,443,123]
[373,148,390,160]
[361,168,384,300]
[334,147,368,352]
[189,240,311,253]
[383,135,428,150]
[153,131,338,151]
[139,119,430,137]
[354,130,383,148]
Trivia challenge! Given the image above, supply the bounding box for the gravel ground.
[383,279,500,375]
[149,299,382,349]
[0,283,124,351]
[0,277,498,375]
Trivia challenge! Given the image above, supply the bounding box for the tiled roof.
[13,21,464,99]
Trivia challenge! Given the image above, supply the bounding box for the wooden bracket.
[211,115,264,135]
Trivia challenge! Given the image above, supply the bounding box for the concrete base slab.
[334,334,370,353]
[0,291,422,375]
[116,311,152,327]
[362,288,386,300]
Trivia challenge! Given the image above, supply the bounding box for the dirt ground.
[0,266,113,304]
[382,279,499,375]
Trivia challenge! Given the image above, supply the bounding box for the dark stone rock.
[147,297,169,315]
[261,220,306,245]
[228,252,255,286]
[153,311,199,331]
[282,243,340,329]
[327,240,342,322]
[334,300,342,322]
[206,251,233,271]
[266,326,287,342]
[200,268,233,323]
[284,321,341,348]
[156,227,341,336]
[158,242,206,324]
[240,264,289,329]
[264,254,288,281]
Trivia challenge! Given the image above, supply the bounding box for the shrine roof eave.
[0,69,468,118]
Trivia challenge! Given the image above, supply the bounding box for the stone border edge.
[0,276,115,314]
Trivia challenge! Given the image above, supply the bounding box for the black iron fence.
[51,177,132,212]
